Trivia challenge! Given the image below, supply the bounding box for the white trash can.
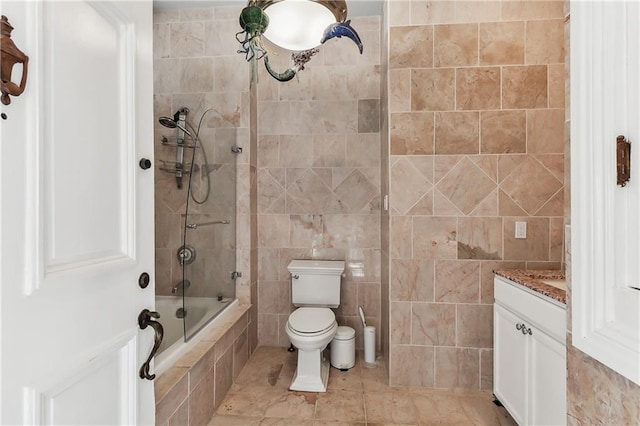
[330,326,355,370]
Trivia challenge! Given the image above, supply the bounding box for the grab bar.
[186,219,230,229]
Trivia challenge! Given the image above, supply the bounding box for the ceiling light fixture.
[236,0,363,83]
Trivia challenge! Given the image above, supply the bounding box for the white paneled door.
[0,1,155,424]
[571,0,640,386]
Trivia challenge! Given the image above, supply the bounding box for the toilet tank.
[288,260,345,308]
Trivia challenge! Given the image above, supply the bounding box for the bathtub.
[154,295,236,376]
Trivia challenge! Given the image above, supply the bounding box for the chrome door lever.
[138,309,164,380]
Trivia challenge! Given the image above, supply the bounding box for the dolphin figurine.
[320,20,363,54]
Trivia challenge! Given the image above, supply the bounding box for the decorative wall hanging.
[0,15,29,105]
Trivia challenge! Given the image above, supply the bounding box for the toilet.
[285,259,345,392]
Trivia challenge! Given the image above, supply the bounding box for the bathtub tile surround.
[155,304,250,426]
[387,0,565,390]
[256,16,383,351]
[209,346,516,424]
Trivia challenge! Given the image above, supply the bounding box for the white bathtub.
[154,296,236,376]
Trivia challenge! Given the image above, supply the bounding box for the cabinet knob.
[516,323,533,335]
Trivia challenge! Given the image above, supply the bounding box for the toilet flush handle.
[292,274,299,279]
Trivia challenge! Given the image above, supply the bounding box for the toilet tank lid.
[288,260,345,275]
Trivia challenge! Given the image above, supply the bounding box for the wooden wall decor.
[0,15,29,105]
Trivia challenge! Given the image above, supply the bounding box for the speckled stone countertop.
[494,269,566,305]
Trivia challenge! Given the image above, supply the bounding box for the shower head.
[158,116,193,137]
[159,116,177,128]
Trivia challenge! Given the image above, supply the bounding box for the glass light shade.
[262,0,337,51]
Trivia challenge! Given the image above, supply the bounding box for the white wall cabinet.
[494,277,566,426]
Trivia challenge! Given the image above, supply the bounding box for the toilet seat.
[287,307,335,336]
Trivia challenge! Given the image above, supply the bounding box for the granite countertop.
[494,269,566,305]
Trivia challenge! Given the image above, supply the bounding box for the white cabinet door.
[494,304,528,425]
[495,277,567,426]
[0,1,155,424]
[529,325,566,426]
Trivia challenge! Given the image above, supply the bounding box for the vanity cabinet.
[493,276,567,426]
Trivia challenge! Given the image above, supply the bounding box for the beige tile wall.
[387,0,565,390]
[256,16,383,350]
[562,1,640,422]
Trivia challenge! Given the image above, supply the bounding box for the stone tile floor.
[209,346,516,425]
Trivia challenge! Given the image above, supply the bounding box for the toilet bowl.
[286,307,338,392]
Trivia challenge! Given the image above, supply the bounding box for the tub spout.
[171,280,191,295]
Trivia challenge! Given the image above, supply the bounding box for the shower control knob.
[139,158,152,170]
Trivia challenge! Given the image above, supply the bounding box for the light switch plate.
[515,221,527,239]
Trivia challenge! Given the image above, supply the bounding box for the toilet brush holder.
[364,325,376,363]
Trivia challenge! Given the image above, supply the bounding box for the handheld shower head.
[158,116,193,137]
[158,116,177,128]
